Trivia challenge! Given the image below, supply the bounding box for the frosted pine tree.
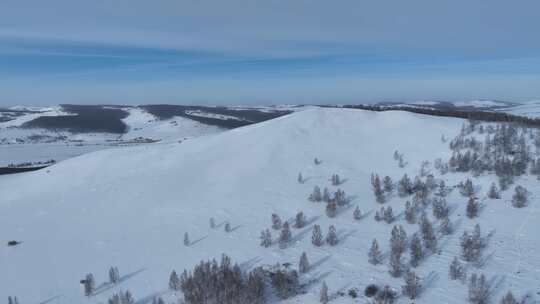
[353,206,362,220]
[390,225,407,255]
[466,197,479,218]
[409,233,423,268]
[84,273,95,296]
[420,214,437,252]
[487,182,500,199]
[109,266,120,284]
[271,214,282,230]
[449,256,465,281]
[224,222,232,232]
[437,180,448,197]
[404,201,416,224]
[383,206,395,223]
[209,217,216,229]
[312,225,324,247]
[294,211,306,228]
[512,185,528,208]
[326,225,338,246]
[402,270,421,299]
[389,250,402,277]
[440,216,453,235]
[297,172,304,184]
[468,273,489,304]
[500,291,518,304]
[372,174,385,203]
[279,222,292,249]
[299,252,310,273]
[183,232,190,246]
[368,239,382,265]
[260,229,272,247]
[433,197,449,219]
[121,290,135,304]
[398,174,413,197]
[152,297,166,304]
[322,187,331,202]
[383,176,394,192]
[320,281,329,304]
[169,270,180,291]
[325,201,337,218]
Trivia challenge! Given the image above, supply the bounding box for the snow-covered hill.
[1,108,539,304]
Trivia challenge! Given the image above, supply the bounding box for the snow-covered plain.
[1,108,540,303]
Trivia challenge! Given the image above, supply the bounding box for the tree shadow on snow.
[337,229,357,245]
[134,290,169,304]
[240,256,262,271]
[422,271,439,292]
[93,268,147,296]
[290,226,314,244]
[329,282,352,301]
[359,210,374,220]
[302,271,333,291]
[189,235,209,246]
[305,215,321,226]
[310,255,332,272]
[39,295,63,304]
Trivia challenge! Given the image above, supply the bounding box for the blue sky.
[1,0,540,105]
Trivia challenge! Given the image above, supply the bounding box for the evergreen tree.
[398,174,413,197]
[294,211,306,228]
[271,214,282,230]
[331,173,341,186]
[368,239,382,265]
[312,225,324,247]
[487,182,500,199]
[109,266,120,284]
[372,174,385,203]
[326,225,338,246]
[389,250,402,278]
[320,281,329,304]
[437,180,448,197]
[84,273,95,297]
[390,225,407,255]
[260,229,272,247]
[224,222,232,232]
[468,273,489,304]
[152,297,165,304]
[183,232,190,246]
[383,206,395,223]
[466,197,479,218]
[460,179,475,197]
[209,217,216,229]
[299,252,310,274]
[279,222,292,249]
[353,206,362,220]
[433,197,449,219]
[420,214,437,252]
[326,201,337,218]
[449,256,465,281]
[409,233,423,268]
[297,172,304,183]
[500,291,518,304]
[322,187,331,202]
[169,270,180,291]
[310,186,322,202]
[404,201,416,224]
[121,290,135,304]
[383,176,394,192]
[440,216,453,235]
[512,185,528,208]
[402,270,421,299]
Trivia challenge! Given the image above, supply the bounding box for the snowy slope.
[1,108,539,303]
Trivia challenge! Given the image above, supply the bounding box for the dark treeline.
[23,105,129,133]
[141,105,292,129]
[326,104,540,128]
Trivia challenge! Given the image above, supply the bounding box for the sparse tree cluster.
[449,256,466,281]
[107,290,135,304]
[109,266,120,284]
[468,273,489,304]
[460,224,484,263]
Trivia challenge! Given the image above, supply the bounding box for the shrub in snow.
[260,229,272,247]
[312,225,324,247]
[440,216,453,235]
[299,252,310,274]
[320,281,329,304]
[368,239,382,265]
[437,180,448,197]
[314,158,321,165]
[460,226,483,263]
[271,214,282,230]
[326,225,338,246]
[402,270,421,300]
[364,284,379,297]
[512,185,528,208]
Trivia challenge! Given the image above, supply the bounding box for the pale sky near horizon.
[1,0,540,106]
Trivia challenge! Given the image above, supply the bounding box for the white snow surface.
[1,108,539,303]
